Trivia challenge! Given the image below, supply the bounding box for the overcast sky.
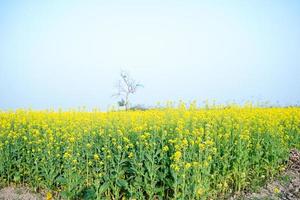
[0,0,300,109]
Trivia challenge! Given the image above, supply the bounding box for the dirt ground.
[0,149,299,200]
[0,187,43,200]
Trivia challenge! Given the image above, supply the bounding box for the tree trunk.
[125,94,129,111]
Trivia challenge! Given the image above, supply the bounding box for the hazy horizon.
[1,1,300,110]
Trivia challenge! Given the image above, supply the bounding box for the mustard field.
[0,105,299,199]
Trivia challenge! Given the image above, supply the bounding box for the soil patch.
[0,187,43,200]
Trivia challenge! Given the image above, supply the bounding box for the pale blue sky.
[0,0,300,109]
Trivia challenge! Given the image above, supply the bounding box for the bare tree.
[113,70,142,110]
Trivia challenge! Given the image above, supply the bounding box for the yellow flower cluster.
[0,105,299,199]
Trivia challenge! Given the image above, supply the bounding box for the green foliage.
[0,107,299,199]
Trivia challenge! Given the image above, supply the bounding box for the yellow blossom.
[173,151,182,162]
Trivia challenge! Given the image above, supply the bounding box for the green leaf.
[56,176,67,184]
[98,182,110,194]
[116,179,128,188]
[60,191,73,199]
[13,174,20,182]
[83,188,96,200]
